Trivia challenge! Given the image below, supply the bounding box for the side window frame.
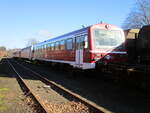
[60,40,65,50]
[55,41,60,50]
[51,43,54,51]
[66,38,73,50]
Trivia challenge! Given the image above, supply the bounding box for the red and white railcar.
[13,51,21,58]
[20,46,32,60]
[31,23,127,70]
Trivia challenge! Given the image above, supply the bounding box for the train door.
[75,35,87,68]
[31,46,34,60]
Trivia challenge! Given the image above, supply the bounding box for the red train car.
[20,46,32,60]
[13,51,21,58]
[31,23,127,70]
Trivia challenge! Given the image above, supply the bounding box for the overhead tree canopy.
[122,0,150,29]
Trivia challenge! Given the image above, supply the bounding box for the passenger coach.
[18,23,127,70]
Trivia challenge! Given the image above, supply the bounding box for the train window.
[93,29,123,48]
[48,43,51,50]
[44,44,47,50]
[46,44,48,49]
[51,43,54,50]
[46,44,49,50]
[76,35,88,49]
[84,35,88,48]
[60,40,65,50]
[80,35,84,49]
[76,36,80,50]
[66,38,73,50]
[54,42,56,50]
[44,45,46,49]
[47,43,49,50]
[72,38,75,49]
[45,44,47,50]
[55,41,60,50]
[39,46,41,51]
[41,46,43,51]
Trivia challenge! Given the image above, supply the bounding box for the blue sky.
[0,0,135,49]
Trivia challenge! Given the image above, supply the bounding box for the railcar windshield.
[93,28,124,49]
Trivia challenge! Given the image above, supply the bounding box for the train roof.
[33,23,122,47]
[34,26,89,47]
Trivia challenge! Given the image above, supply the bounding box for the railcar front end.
[88,24,127,70]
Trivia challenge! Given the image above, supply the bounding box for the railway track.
[7,59,49,113]
[7,59,112,113]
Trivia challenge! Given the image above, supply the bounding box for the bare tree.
[26,38,39,47]
[122,0,150,29]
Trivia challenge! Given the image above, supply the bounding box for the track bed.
[0,59,36,113]
[8,59,101,113]
[14,58,150,113]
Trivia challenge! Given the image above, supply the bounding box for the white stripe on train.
[34,58,95,70]
[90,50,127,54]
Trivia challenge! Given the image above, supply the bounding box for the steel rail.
[7,60,50,113]
[14,60,113,113]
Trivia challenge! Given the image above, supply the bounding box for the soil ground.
[0,59,35,113]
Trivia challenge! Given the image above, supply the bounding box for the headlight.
[105,55,112,60]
